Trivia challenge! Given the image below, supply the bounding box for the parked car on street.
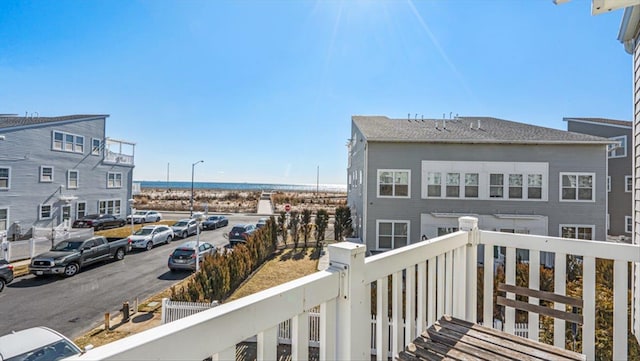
[127,225,174,251]
[171,219,199,238]
[256,217,268,229]
[126,210,162,224]
[72,214,126,231]
[167,240,216,272]
[28,236,130,277]
[0,259,14,292]
[227,224,256,247]
[202,215,229,230]
[0,326,85,361]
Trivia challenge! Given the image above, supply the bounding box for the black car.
[72,214,126,231]
[202,215,229,230]
[0,259,14,292]
[227,224,256,247]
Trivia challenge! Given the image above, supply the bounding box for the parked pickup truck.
[29,236,131,277]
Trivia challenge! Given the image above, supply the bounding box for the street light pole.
[128,199,135,235]
[190,160,204,217]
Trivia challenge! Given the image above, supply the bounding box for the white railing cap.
[458,216,478,231]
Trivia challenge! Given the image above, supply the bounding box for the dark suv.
[0,259,14,292]
[227,224,256,247]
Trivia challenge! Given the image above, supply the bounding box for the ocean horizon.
[138,180,347,193]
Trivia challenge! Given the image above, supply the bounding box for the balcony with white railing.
[102,138,135,166]
[68,217,640,361]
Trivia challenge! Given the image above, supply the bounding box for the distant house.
[0,114,135,240]
[347,115,613,253]
[564,117,633,239]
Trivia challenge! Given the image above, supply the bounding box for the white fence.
[161,298,219,324]
[1,225,93,262]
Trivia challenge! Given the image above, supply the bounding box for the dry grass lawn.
[226,247,321,302]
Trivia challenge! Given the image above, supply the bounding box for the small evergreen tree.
[289,210,300,249]
[301,209,312,248]
[334,206,353,241]
[314,209,329,244]
[277,211,287,245]
[268,216,278,248]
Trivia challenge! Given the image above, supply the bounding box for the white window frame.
[625,175,633,192]
[445,172,460,198]
[607,176,611,192]
[559,172,595,202]
[0,167,11,190]
[608,135,627,158]
[0,207,8,231]
[52,130,85,154]
[625,216,633,233]
[377,169,410,198]
[427,172,442,197]
[40,166,54,183]
[559,224,595,240]
[376,220,410,250]
[91,138,102,156]
[76,201,87,219]
[67,170,79,189]
[107,172,123,189]
[39,204,53,220]
[98,199,122,216]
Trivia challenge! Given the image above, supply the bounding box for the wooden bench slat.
[498,283,583,307]
[496,296,583,325]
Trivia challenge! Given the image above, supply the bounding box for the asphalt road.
[0,213,265,339]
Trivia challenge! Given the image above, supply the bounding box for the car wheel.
[64,263,79,277]
[166,235,172,244]
[0,278,5,292]
[115,248,125,261]
[146,241,153,251]
[120,221,125,227]
[169,268,176,273]
[182,231,187,238]
[156,217,161,222]
[94,225,102,231]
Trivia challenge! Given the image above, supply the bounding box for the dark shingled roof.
[564,117,632,128]
[352,115,613,145]
[0,114,109,130]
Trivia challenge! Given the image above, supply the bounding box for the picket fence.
[1,224,93,262]
[160,299,534,353]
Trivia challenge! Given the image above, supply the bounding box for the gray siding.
[567,120,632,236]
[347,125,367,240]
[353,141,607,251]
[0,118,133,238]
[635,38,640,246]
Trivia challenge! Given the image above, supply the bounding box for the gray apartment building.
[0,114,135,240]
[564,117,633,239]
[347,115,613,253]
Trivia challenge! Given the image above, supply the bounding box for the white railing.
[103,138,135,166]
[68,217,640,361]
[161,298,219,324]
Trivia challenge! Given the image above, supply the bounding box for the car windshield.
[134,228,153,235]
[5,339,82,361]
[231,227,246,233]
[134,211,147,215]
[207,216,219,221]
[82,214,99,220]
[172,249,194,258]
[51,241,84,251]
[173,221,187,227]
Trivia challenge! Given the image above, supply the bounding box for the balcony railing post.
[459,216,478,323]
[328,242,369,361]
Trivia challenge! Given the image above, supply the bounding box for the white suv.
[126,210,162,224]
[171,219,199,238]
[127,225,174,251]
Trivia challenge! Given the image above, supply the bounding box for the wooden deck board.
[398,315,586,361]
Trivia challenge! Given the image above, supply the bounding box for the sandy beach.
[134,188,347,214]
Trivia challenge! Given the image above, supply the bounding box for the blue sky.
[0,0,632,186]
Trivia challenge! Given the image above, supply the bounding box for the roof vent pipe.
[470,122,474,130]
[477,119,481,130]
[443,119,446,129]
[408,113,410,121]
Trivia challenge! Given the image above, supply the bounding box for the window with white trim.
[509,174,523,199]
[625,216,633,233]
[0,208,7,231]
[446,173,460,197]
[560,173,594,201]
[625,175,632,192]
[40,166,54,182]
[107,172,123,188]
[465,173,479,198]
[67,170,79,189]
[377,170,410,198]
[39,204,52,220]
[608,135,627,158]
[377,220,409,249]
[0,167,9,189]
[607,176,611,192]
[489,174,504,198]
[560,225,594,240]
[427,172,441,197]
[98,199,121,215]
[91,138,102,155]
[76,202,86,219]
[52,131,84,154]
[527,174,542,199]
